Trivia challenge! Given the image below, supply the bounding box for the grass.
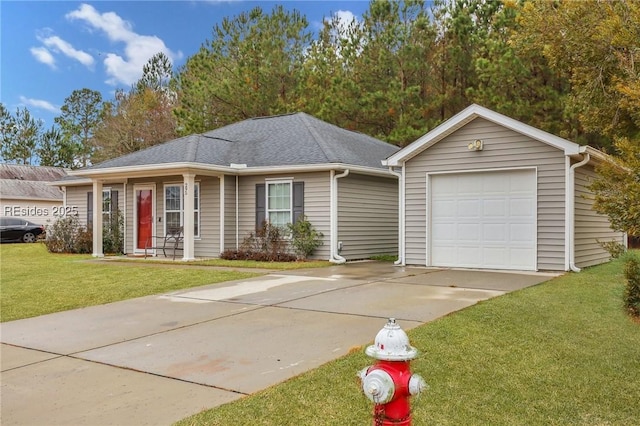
[113,257,333,270]
[0,243,262,322]
[177,257,640,426]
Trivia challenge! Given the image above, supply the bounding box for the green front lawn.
[0,243,262,322]
[177,257,640,426]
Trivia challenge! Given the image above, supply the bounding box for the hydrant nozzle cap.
[365,318,418,361]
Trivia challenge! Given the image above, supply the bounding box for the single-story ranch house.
[383,104,625,272]
[58,113,400,262]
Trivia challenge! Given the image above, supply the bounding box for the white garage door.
[430,169,536,270]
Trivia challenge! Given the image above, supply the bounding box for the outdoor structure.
[0,164,67,225]
[58,113,400,261]
[383,104,625,272]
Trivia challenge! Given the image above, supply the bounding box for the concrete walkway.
[0,262,556,425]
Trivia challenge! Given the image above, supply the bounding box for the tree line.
[1,0,638,168]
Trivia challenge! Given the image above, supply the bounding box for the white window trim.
[266,179,293,228]
[102,188,112,225]
[164,182,200,239]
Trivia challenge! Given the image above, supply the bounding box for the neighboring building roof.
[0,164,67,201]
[85,112,400,172]
[384,104,583,166]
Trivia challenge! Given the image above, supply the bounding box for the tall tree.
[92,87,177,162]
[37,126,77,168]
[54,88,103,167]
[136,52,174,94]
[174,5,312,134]
[0,106,42,164]
[514,0,640,147]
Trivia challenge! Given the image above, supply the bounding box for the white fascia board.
[385,104,581,166]
[68,162,397,180]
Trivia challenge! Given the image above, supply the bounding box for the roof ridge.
[297,113,338,163]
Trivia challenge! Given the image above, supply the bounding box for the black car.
[0,217,46,243]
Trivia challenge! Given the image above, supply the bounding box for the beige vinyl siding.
[63,185,91,227]
[224,175,238,251]
[63,184,124,227]
[195,176,220,257]
[574,164,625,267]
[337,174,398,260]
[404,117,567,271]
[237,172,331,260]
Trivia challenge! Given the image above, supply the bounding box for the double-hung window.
[102,189,112,225]
[256,180,304,229]
[267,181,292,229]
[164,183,200,237]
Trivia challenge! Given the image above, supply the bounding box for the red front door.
[136,189,153,250]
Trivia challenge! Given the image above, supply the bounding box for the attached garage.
[384,104,625,272]
[429,169,537,270]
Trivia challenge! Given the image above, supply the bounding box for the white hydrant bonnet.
[365,318,418,361]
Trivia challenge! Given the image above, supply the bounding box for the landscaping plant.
[287,215,323,259]
[624,253,640,318]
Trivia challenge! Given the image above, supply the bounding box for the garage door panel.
[430,169,536,271]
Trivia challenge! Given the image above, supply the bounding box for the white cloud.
[40,35,94,68]
[66,3,182,86]
[19,96,59,114]
[30,47,56,69]
[333,10,358,32]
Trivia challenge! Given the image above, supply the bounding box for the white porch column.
[92,180,104,257]
[219,175,225,254]
[182,173,196,260]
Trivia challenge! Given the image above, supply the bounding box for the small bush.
[221,221,299,262]
[623,254,640,318]
[220,249,297,262]
[598,239,626,259]
[103,210,124,254]
[45,216,89,253]
[240,221,288,258]
[287,215,323,260]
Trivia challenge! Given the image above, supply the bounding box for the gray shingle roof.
[0,164,66,200]
[88,113,399,171]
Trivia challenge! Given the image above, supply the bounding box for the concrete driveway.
[0,262,556,425]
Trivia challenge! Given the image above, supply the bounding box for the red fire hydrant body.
[359,318,426,426]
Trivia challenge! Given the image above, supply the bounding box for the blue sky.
[1,1,370,128]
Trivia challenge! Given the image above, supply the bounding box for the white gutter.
[235,175,239,249]
[219,175,225,254]
[568,152,591,272]
[330,169,350,264]
[69,162,393,180]
[387,166,405,265]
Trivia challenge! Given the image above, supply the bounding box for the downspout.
[568,152,590,272]
[388,166,404,266]
[330,169,350,263]
[235,175,239,249]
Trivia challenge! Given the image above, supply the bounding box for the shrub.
[240,221,288,258]
[623,253,640,318]
[221,221,298,262]
[598,239,626,259]
[287,215,323,259]
[45,216,88,253]
[103,210,124,254]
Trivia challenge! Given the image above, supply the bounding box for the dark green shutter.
[256,183,265,229]
[293,181,304,223]
[111,190,119,227]
[87,192,93,229]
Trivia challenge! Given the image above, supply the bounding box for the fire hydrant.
[358,318,427,426]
